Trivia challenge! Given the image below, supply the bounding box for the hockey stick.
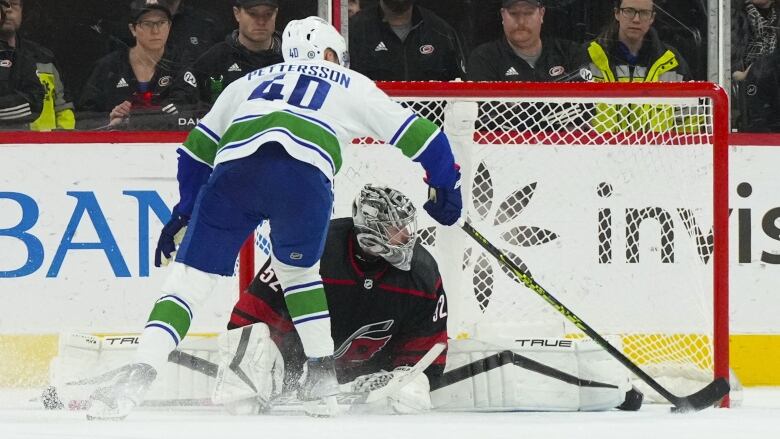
[460,221,730,412]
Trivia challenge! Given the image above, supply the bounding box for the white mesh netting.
[245,82,729,403]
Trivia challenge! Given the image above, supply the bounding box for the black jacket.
[349,5,466,81]
[742,49,780,132]
[77,46,188,130]
[166,3,225,64]
[171,30,283,125]
[230,218,447,388]
[467,36,589,82]
[0,40,44,128]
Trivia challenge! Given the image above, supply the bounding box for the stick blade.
[670,377,731,413]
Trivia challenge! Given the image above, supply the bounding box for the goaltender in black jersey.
[229,203,447,386]
[212,184,642,414]
[230,219,447,385]
[211,184,447,414]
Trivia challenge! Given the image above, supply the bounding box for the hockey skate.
[298,356,340,417]
[86,363,157,421]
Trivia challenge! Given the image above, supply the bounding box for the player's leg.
[88,153,266,420]
[258,144,337,408]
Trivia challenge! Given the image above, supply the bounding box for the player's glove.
[350,366,432,414]
[424,166,462,226]
[154,212,189,267]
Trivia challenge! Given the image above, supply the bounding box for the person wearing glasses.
[585,0,693,132]
[77,0,187,130]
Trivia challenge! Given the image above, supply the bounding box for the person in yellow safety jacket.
[585,0,698,134]
[0,0,75,131]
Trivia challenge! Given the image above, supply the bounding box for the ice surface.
[0,387,778,439]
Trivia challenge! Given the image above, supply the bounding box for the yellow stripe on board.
[0,333,778,387]
[730,334,780,386]
[0,335,58,387]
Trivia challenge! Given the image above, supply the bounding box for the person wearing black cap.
[77,0,188,130]
[348,0,467,81]
[0,0,44,128]
[468,0,589,82]
[169,0,282,125]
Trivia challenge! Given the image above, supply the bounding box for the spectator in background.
[468,0,589,82]
[77,0,186,130]
[0,0,43,128]
[740,41,780,131]
[732,0,778,81]
[0,0,75,131]
[349,0,466,80]
[348,0,361,18]
[586,0,691,83]
[170,0,282,126]
[155,0,224,64]
[585,0,693,132]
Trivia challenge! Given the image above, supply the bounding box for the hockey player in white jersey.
[86,17,462,420]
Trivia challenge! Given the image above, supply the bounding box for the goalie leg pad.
[212,323,284,414]
[430,338,631,412]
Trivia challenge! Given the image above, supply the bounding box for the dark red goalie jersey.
[229,218,448,387]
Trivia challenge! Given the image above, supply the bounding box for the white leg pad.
[431,338,631,412]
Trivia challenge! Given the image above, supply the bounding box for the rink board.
[0,141,779,386]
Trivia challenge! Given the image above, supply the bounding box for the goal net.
[239,81,730,406]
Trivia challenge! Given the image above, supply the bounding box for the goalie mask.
[282,16,350,68]
[352,185,418,271]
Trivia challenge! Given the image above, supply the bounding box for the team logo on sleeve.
[549,65,565,77]
[184,71,197,88]
[158,76,171,87]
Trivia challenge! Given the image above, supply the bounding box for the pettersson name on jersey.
[246,63,352,89]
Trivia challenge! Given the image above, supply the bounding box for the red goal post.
[238,81,730,406]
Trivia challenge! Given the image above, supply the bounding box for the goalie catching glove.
[154,211,189,267]
[349,367,432,414]
[212,323,284,415]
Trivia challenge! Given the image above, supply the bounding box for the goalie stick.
[460,221,730,413]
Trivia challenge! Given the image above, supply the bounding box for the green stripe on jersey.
[284,287,329,319]
[147,299,192,341]
[183,128,219,165]
[219,112,342,172]
[396,118,439,158]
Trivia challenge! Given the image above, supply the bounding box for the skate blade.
[303,395,340,418]
[85,398,133,421]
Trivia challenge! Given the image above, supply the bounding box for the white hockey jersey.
[181,61,442,182]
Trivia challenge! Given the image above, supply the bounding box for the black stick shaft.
[460,222,728,412]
